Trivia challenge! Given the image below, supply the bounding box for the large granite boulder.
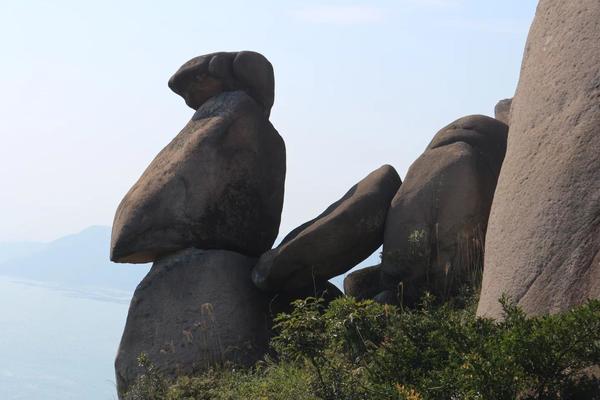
[252,165,402,292]
[111,90,286,263]
[478,1,600,318]
[115,249,272,397]
[115,248,342,397]
[168,51,274,116]
[381,115,508,306]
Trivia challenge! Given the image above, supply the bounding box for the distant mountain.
[0,226,149,292]
[0,241,48,264]
[0,226,379,293]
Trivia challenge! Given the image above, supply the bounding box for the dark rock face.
[252,165,402,292]
[344,264,383,301]
[382,115,508,306]
[271,280,344,315]
[478,1,600,318]
[494,98,512,125]
[111,91,286,263]
[115,249,272,396]
[168,51,275,116]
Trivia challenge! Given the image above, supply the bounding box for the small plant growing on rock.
[123,353,168,400]
[382,228,431,274]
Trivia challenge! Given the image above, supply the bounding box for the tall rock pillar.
[478,1,600,318]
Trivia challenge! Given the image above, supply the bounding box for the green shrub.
[123,353,168,400]
[124,295,600,400]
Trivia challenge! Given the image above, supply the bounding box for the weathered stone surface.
[111,91,286,263]
[115,249,272,397]
[344,264,383,300]
[115,248,341,396]
[168,51,274,116]
[494,98,512,125]
[382,115,507,306]
[252,165,402,292]
[478,1,600,318]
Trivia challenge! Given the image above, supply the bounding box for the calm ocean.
[0,276,131,400]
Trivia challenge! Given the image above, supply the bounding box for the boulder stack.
[112,51,287,397]
[478,0,600,318]
[110,32,600,397]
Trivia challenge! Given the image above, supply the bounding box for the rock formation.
[115,250,343,396]
[380,115,508,306]
[112,51,290,397]
[494,98,512,125]
[168,51,275,116]
[252,165,401,292]
[115,249,272,394]
[110,32,600,397]
[344,264,383,301]
[478,1,600,318]
[111,55,285,264]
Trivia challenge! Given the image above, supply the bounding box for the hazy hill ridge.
[0,226,148,291]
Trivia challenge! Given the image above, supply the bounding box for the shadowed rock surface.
[115,249,272,397]
[252,165,401,292]
[344,264,383,301]
[111,91,285,263]
[381,115,507,306]
[270,280,343,315]
[478,1,600,318]
[168,51,274,116]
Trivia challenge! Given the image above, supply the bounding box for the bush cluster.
[125,295,600,400]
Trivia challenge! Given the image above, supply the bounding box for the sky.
[0,0,538,242]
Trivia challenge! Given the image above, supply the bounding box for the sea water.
[0,276,132,400]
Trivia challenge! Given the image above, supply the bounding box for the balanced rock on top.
[169,51,274,116]
[111,53,285,263]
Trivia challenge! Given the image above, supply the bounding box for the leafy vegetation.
[124,295,600,400]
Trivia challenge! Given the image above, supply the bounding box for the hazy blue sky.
[0,0,537,242]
